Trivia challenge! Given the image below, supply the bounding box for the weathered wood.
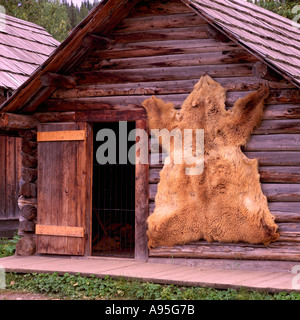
[114,13,207,33]
[130,0,191,17]
[82,34,115,49]
[51,78,294,100]
[37,130,86,142]
[21,140,37,156]
[206,24,231,43]
[135,119,149,261]
[22,130,37,142]
[264,104,300,119]
[245,134,300,151]
[40,73,77,89]
[34,112,77,123]
[20,205,37,221]
[253,120,300,134]
[278,223,300,242]
[21,167,37,183]
[151,166,300,184]
[79,50,257,71]
[0,113,39,130]
[75,109,147,122]
[149,183,300,202]
[19,180,37,199]
[36,225,85,238]
[111,26,211,44]
[21,152,37,168]
[269,202,300,222]
[92,39,239,60]
[262,184,300,202]
[245,151,300,166]
[37,122,91,255]
[19,219,35,233]
[149,241,300,261]
[73,63,254,85]
[252,61,283,81]
[259,166,300,183]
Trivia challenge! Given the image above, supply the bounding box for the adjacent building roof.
[186,0,300,87]
[0,13,59,90]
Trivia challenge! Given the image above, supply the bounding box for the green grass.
[0,236,20,258]
[3,272,300,300]
[1,238,300,300]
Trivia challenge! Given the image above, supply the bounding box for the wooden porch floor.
[0,255,299,293]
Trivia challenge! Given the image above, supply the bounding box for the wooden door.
[36,122,92,255]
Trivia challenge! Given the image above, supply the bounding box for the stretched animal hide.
[142,75,279,249]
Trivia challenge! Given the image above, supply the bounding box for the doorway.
[92,122,136,257]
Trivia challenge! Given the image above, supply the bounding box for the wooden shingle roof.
[0,13,59,90]
[186,0,300,87]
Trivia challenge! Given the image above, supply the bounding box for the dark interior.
[92,122,136,257]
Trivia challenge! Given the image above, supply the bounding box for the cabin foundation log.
[17,130,38,246]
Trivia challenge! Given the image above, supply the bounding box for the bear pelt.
[142,74,279,249]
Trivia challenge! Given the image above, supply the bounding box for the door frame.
[76,109,149,260]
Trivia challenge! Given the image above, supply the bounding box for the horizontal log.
[262,184,300,202]
[111,26,210,44]
[51,78,294,100]
[40,73,77,89]
[245,151,300,166]
[150,151,300,168]
[149,241,300,261]
[75,109,147,122]
[259,166,300,183]
[149,183,300,202]
[264,104,300,119]
[151,166,300,184]
[253,120,300,134]
[92,39,239,59]
[131,0,191,17]
[148,193,300,223]
[150,134,300,153]
[34,112,77,123]
[80,50,257,71]
[0,113,39,130]
[269,202,300,222]
[73,63,254,85]
[18,195,37,210]
[114,13,207,33]
[245,134,300,151]
[277,223,300,242]
[82,34,115,49]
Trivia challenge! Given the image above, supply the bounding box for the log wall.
[0,136,22,221]
[38,0,300,261]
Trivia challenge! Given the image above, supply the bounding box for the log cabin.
[0,0,300,265]
[0,13,59,237]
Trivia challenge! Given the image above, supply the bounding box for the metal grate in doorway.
[92,122,135,258]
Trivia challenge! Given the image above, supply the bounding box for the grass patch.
[4,272,300,300]
[0,236,20,258]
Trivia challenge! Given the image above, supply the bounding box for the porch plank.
[0,255,298,293]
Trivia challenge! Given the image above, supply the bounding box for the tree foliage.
[250,0,299,20]
[0,0,98,42]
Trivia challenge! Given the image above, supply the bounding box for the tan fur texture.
[142,75,279,249]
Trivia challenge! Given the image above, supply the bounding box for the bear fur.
[142,75,279,249]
